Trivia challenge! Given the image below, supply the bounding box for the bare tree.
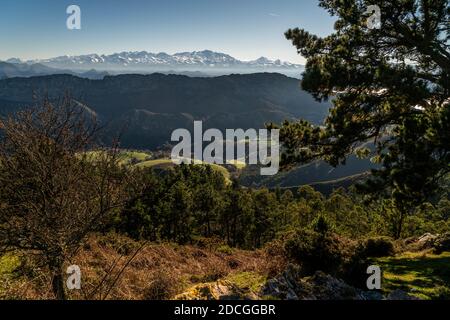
[0,97,135,300]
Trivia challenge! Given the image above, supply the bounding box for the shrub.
[362,237,395,257]
[340,236,394,288]
[144,270,180,300]
[264,238,287,257]
[216,245,233,255]
[192,236,224,251]
[263,239,288,277]
[98,232,142,256]
[284,229,344,276]
[194,264,228,283]
[340,244,371,289]
[434,232,450,254]
[283,229,373,288]
[227,258,240,269]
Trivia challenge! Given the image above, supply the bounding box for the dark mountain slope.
[0,72,377,188]
[0,73,330,148]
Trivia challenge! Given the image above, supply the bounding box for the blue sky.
[0,0,335,63]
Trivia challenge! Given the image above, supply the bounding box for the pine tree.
[274,0,449,237]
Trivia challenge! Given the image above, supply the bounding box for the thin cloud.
[268,13,280,17]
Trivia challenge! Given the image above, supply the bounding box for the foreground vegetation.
[0,234,273,300]
[1,232,449,300]
[377,251,450,300]
[0,99,448,300]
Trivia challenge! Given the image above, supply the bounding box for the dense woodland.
[115,164,450,248]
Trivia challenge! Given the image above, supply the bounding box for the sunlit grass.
[376,251,450,300]
[225,272,267,293]
[135,159,173,168]
[0,254,20,275]
[117,151,151,164]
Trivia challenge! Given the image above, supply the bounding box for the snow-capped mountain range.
[8,50,302,71]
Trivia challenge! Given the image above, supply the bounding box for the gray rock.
[417,233,438,247]
[386,289,419,300]
[261,266,367,300]
[360,291,384,300]
[262,266,420,300]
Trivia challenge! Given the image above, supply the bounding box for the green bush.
[339,237,394,288]
[341,244,371,289]
[216,245,233,255]
[284,229,344,275]
[283,229,373,288]
[362,236,395,257]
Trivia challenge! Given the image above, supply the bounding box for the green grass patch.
[135,159,173,168]
[82,150,152,165]
[118,151,151,164]
[376,251,450,300]
[226,272,267,293]
[0,253,21,295]
[0,254,20,275]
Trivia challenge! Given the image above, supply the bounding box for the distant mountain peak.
[255,57,271,63]
[6,58,23,64]
[18,51,302,72]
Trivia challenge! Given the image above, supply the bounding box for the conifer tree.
[274,0,449,237]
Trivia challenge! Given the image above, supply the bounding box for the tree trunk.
[49,259,66,300]
[395,215,404,240]
[393,207,406,240]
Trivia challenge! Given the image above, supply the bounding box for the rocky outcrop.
[175,264,420,300]
[433,232,450,254]
[261,265,372,300]
[261,264,417,300]
[404,233,450,253]
[416,233,439,249]
[386,290,419,300]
